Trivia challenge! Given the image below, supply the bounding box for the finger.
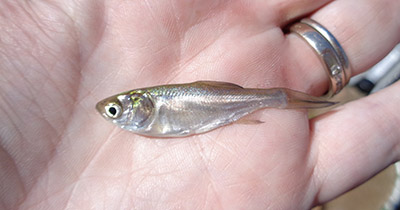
[309,81,400,204]
[250,0,331,25]
[285,0,400,94]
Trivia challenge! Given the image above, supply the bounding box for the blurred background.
[312,43,400,210]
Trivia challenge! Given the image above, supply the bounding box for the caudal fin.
[282,88,337,109]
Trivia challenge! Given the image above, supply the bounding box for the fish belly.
[147,94,267,136]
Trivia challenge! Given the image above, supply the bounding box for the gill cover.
[130,92,154,126]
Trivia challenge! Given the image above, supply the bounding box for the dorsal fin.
[194,81,244,89]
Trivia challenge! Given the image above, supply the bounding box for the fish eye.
[105,103,122,119]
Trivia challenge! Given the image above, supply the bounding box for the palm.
[1,1,399,209]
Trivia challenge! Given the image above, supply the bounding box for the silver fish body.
[96,81,334,137]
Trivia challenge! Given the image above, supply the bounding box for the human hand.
[1,0,399,209]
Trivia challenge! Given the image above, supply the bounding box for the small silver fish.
[96,81,334,137]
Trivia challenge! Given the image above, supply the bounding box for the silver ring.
[290,18,352,98]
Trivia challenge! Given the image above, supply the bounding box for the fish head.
[96,91,155,131]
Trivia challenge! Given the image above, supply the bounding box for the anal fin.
[234,117,264,125]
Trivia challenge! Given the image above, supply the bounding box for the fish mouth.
[95,100,111,119]
[95,101,105,114]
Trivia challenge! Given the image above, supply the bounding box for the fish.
[95,81,335,137]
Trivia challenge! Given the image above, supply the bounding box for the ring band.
[290,18,352,98]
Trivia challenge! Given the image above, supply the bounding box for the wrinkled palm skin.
[0,1,399,209]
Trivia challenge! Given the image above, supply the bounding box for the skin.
[0,0,399,209]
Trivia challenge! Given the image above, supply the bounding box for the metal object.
[290,18,352,98]
[348,44,400,94]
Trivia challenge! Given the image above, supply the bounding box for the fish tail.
[280,88,337,109]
